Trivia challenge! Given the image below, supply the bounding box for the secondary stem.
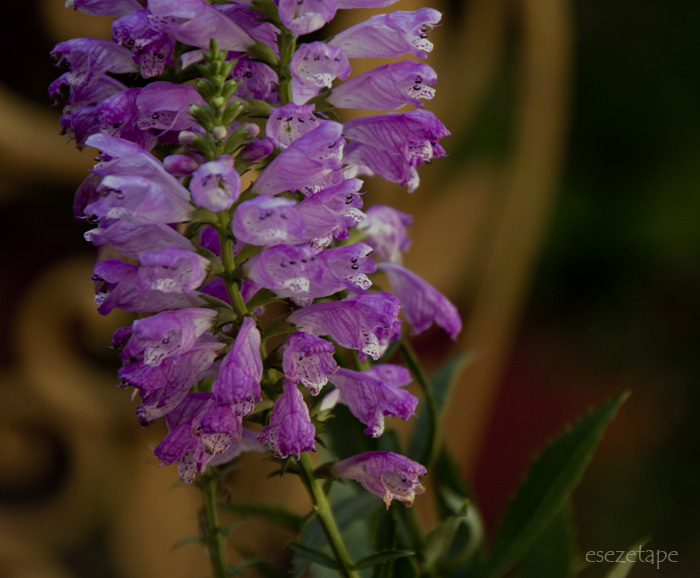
[199,469,228,578]
[298,453,360,578]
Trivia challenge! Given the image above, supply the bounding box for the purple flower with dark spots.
[343,109,449,192]
[121,308,216,365]
[51,37,138,87]
[282,332,338,395]
[135,247,210,294]
[329,61,437,111]
[135,82,204,134]
[212,317,263,406]
[278,0,337,36]
[358,205,412,264]
[232,196,305,246]
[287,292,401,361]
[290,41,351,104]
[329,8,441,59]
[258,380,316,459]
[333,451,426,508]
[378,263,462,338]
[85,221,195,259]
[266,103,320,149]
[191,398,245,465]
[97,88,156,150]
[147,0,252,52]
[329,366,416,437]
[67,0,144,17]
[189,160,242,212]
[112,9,175,78]
[335,0,400,6]
[232,56,279,103]
[252,121,345,196]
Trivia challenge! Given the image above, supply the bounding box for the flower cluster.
[52,0,459,508]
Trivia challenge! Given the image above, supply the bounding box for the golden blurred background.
[1,1,699,576]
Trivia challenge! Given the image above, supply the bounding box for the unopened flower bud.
[212,125,228,141]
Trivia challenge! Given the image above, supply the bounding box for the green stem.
[298,453,359,578]
[216,212,248,318]
[199,469,228,578]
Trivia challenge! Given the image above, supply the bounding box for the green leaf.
[423,513,467,570]
[355,550,415,570]
[170,534,202,551]
[480,392,629,578]
[516,502,575,578]
[288,541,339,570]
[408,350,473,468]
[604,537,650,578]
[223,501,302,533]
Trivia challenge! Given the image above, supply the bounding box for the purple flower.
[329,366,416,437]
[329,8,441,59]
[232,56,279,103]
[232,196,305,246]
[290,41,351,104]
[51,38,138,88]
[287,292,401,361]
[333,451,426,508]
[252,121,345,196]
[328,60,437,111]
[134,82,204,134]
[96,88,157,150]
[258,380,316,459]
[120,308,216,365]
[278,0,337,36]
[136,247,210,294]
[358,204,412,264]
[147,0,252,52]
[343,109,449,192]
[282,332,338,395]
[335,0,400,6]
[67,0,144,17]
[212,317,263,406]
[189,160,242,212]
[266,103,321,149]
[85,221,195,259]
[112,9,175,78]
[379,263,462,339]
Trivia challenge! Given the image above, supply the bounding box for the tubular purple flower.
[212,317,263,406]
[258,380,316,459]
[343,109,449,192]
[282,332,338,395]
[232,196,305,246]
[135,247,210,294]
[189,160,242,212]
[147,0,253,52]
[278,0,337,36]
[97,88,157,150]
[121,308,216,365]
[358,204,412,263]
[67,0,144,17]
[333,451,426,508]
[266,103,321,149]
[112,9,176,78]
[328,60,437,111]
[232,57,279,103]
[328,8,442,59]
[287,292,401,361]
[135,82,204,134]
[252,121,345,196]
[85,221,196,259]
[290,42,351,104]
[330,366,417,437]
[379,262,462,339]
[51,38,138,87]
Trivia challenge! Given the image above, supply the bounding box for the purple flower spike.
[266,103,321,149]
[333,451,426,508]
[121,308,216,366]
[51,38,138,87]
[258,380,316,459]
[287,292,401,361]
[379,263,462,339]
[278,0,338,36]
[343,109,449,192]
[358,205,413,264]
[329,61,437,111]
[282,332,338,395]
[252,121,345,196]
[330,366,417,437]
[329,8,442,60]
[290,42,351,104]
[212,317,263,406]
[147,0,252,52]
[189,160,242,212]
[232,196,305,246]
[135,247,210,294]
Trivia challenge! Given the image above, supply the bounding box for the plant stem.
[199,469,228,578]
[298,453,360,578]
[216,212,248,318]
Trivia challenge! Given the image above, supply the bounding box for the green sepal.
[288,541,339,570]
[480,391,630,578]
[247,39,280,68]
[243,97,273,118]
[190,206,220,226]
[355,550,415,570]
[198,292,234,311]
[252,0,282,26]
[189,103,217,129]
[246,288,283,310]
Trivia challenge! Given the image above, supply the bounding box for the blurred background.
[0,0,698,577]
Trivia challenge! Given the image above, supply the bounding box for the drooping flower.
[67,0,143,17]
[290,42,351,104]
[232,196,306,246]
[50,37,138,87]
[358,204,412,264]
[112,9,176,78]
[333,451,426,508]
[258,380,317,459]
[265,103,321,149]
[379,262,462,338]
[281,332,338,395]
[135,247,210,294]
[278,0,337,36]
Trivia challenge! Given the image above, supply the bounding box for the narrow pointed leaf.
[288,541,339,570]
[516,503,574,578]
[605,537,651,578]
[355,549,414,569]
